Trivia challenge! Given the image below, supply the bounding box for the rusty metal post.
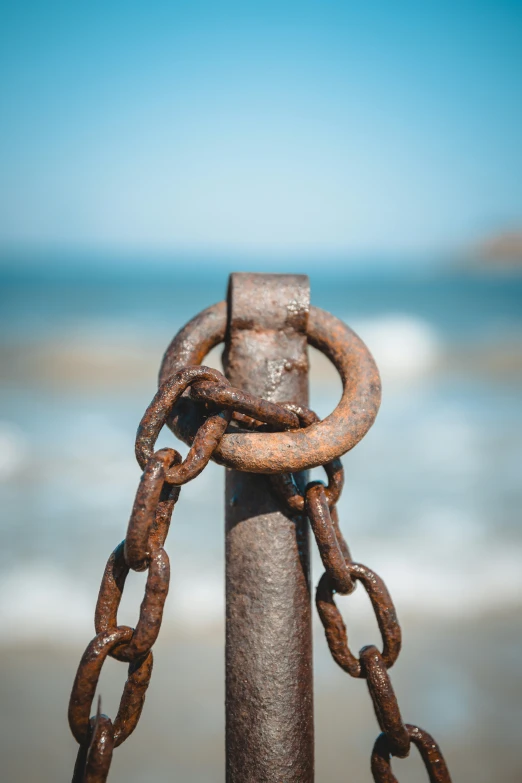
[223,273,314,783]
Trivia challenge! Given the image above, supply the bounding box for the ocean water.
[1,262,522,782]
[0,264,521,642]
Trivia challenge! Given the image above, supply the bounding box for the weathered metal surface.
[190,381,301,429]
[360,645,410,758]
[305,481,354,594]
[136,366,232,483]
[69,628,153,746]
[67,274,453,783]
[371,725,453,782]
[269,405,344,513]
[95,542,170,662]
[83,715,114,783]
[72,702,114,783]
[123,448,180,571]
[315,563,401,677]
[224,273,314,783]
[160,300,382,473]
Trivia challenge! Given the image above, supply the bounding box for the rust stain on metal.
[67,271,453,783]
[95,541,170,662]
[316,562,401,678]
[360,645,410,758]
[224,273,314,783]
[160,300,382,473]
[190,380,301,429]
[72,700,114,783]
[305,481,354,594]
[371,725,453,782]
[135,365,232,482]
[123,447,180,571]
[269,405,344,514]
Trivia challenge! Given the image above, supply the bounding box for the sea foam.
[349,313,441,381]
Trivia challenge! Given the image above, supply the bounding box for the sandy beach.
[2,611,521,783]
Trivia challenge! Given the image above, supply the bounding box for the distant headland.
[470,229,522,268]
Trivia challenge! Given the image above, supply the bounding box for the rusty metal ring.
[269,404,344,513]
[159,301,381,474]
[280,403,344,505]
[315,562,401,678]
[371,724,453,782]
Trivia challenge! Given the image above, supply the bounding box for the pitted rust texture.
[160,300,382,473]
[305,481,354,594]
[222,273,310,403]
[315,563,401,678]
[190,380,301,429]
[95,542,170,662]
[269,405,344,513]
[67,273,453,783]
[360,646,410,758]
[306,461,452,779]
[123,447,180,571]
[135,365,232,483]
[224,273,314,783]
[72,701,114,783]
[83,714,114,783]
[68,628,153,746]
[371,725,453,782]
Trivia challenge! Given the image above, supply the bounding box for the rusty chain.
[68,339,452,782]
[68,367,306,781]
[291,478,453,781]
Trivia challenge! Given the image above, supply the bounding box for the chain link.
[68,355,453,782]
[371,725,452,782]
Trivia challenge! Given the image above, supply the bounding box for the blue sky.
[1,0,521,257]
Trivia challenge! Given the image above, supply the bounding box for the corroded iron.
[124,447,180,571]
[270,405,344,513]
[223,273,314,783]
[95,542,170,662]
[68,628,153,746]
[305,481,354,594]
[315,563,402,677]
[72,702,114,783]
[160,300,382,473]
[371,725,453,782]
[190,381,301,429]
[361,645,410,758]
[67,272,452,783]
[135,366,232,482]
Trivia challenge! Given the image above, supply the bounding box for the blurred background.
[1,1,521,781]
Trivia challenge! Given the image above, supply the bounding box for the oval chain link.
[315,563,402,677]
[68,627,153,745]
[95,542,170,662]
